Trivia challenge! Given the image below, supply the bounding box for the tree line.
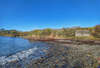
[0,25,100,39]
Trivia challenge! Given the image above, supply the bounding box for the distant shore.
[26,36,100,45]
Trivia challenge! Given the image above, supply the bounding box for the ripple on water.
[0,36,50,65]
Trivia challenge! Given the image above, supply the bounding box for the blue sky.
[0,0,100,31]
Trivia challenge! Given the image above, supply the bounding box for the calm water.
[0,36,49,57]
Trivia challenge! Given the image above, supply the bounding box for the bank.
[1,41,100,68]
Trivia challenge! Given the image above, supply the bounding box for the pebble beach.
[1,41,100,68]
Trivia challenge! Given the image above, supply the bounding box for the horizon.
[0,24,98,32]
[0,0,100,31]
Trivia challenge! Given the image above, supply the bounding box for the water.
[0,36,50,65]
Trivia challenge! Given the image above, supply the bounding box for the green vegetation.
[0,25,100,40]
[0,29,24,37]
[92,25,100,38]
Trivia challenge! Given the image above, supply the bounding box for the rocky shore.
[1,41,100,68]
[27,37,100,45]
[32,42,100,68]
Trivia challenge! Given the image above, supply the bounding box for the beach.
[32,42,100,68]
[1,41,100,68]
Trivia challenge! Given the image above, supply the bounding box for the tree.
[32,30,42,35]
[62,28,75,37]
[41,28,52,36]
[93,25,100,38]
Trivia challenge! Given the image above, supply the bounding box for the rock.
[0,56,7,65]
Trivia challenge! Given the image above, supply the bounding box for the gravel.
[1,42,100,68]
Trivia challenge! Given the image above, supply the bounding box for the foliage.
[92,25,100,38]
[0,29,24,37]
[31,29,42,36]
[0,25,100,39]
[41,28,53,36]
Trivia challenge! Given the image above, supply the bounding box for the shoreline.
[0,47,39,65]
[0,42,50,67]
[0,36,100,68]
[30,42,100,68]
[28,38,100,45]
[1,41,100,68]
[1,36,100,45]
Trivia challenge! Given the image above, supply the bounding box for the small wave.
[0,47,38,65]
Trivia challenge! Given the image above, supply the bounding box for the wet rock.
[1,42,100,68]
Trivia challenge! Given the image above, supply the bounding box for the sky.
[0,0,100,31]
